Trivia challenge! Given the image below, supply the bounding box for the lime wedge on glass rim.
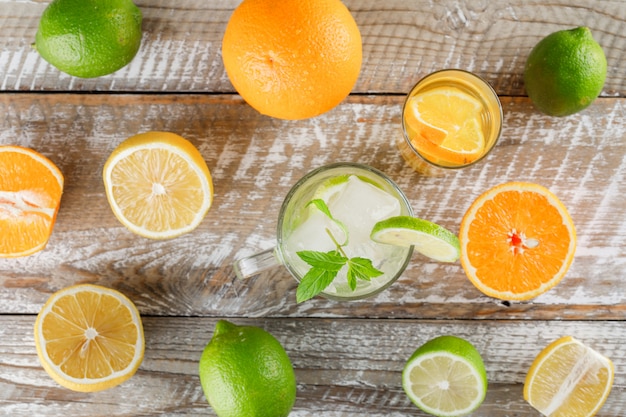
[370,216,460,262]
[403,335,488,417]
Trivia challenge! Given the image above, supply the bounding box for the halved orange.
[459,182,576,300]
[34,284,145,392]
[404,86,485,164]
[0,145,64,257]
[524,336,614,417]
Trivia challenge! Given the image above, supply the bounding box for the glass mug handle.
[233,248,281,279]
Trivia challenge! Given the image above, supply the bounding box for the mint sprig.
[295,200,383,303]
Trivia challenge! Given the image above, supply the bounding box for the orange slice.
[524,336,614,417]
[404,87,485,164]
[459,182,576,300]
[103,131,213,239]
[34,284,145,392]
[0,145,64,257]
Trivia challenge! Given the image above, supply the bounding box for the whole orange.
[221,0,362,120]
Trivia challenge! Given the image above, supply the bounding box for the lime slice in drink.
[403,335,488,417]
[312,174,351,203]
[370,216,460,262]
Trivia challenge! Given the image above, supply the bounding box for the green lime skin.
[524,27,606,117]
[199,320,297,417]
[35,0,142,78]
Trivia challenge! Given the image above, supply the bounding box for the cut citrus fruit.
[34,284,145,392]
[371,216,460,262]
[403,335,487,417]
[524,336,614,417]
[404,86,485,165]
[459,182,576,300]
[103,131,213,239]
[0,145,64,257]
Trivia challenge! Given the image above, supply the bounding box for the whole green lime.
[199,320,296,417]
[524,27,606,117]
[35,0,142,78]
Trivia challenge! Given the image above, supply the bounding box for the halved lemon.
[103,131,213,239]
[524,336,614,417]
[34,284,145,392]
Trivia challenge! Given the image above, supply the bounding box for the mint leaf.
[296,267,341,303]
[307,199,333,218]
[346,257,383,291]
[297,250,346,271]
[307,199,348,245]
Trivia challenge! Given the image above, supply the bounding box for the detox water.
[280,172,413,299]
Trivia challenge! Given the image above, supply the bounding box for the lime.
[370,216,460,262]
[198,320,296,417]
[402,335,488,417]
[312,174,350,203]
[524,26,606,117]
[34,0,142,78]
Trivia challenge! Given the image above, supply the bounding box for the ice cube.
[329,175,401,241]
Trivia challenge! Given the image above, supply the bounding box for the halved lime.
[403,335,488,417]
[370,216,460,262]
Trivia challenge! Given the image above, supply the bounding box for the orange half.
[0,146,64,257]
[459,182,576,300]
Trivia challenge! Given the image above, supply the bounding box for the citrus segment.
[34,284,145,392]
[221,0,362,120]
[35,0,143,78]
[0,146,64,257]
[459,182,576,300]
[199,320,296,417]
[103,131,213,240]
[524,336,614,417]
[371,216,460,262]
[403,335,487,417]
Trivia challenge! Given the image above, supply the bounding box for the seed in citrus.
[459,182,576,301]
[524,336,614,417]
[199,320,296,417]
[35,0,143,78]
[524,27,607,117]
[404,87,485,165]
[221,0,362,120]
[34,284,145,392]
[0,145,64,258]
[103,131,213,240]
[402,335,488,417]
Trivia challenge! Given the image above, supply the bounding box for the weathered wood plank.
[1,316,624,416]
[0,94,625,319]
[1,0,625,95]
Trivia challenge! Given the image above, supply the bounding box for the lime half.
[403,335,488,417]
[370,216,460,262]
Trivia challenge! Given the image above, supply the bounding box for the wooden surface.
[0,1,625,416]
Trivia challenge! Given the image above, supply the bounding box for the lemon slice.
[403,335,488,417]
[404,86,486,165]
[34,284,145,392]
[524,336,614,417]
[103,131,213,239]
[370,216,460,262]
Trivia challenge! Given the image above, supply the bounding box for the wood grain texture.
[0,94,625,319]
[1,1,626,415]
[1,0,625,95]
[1,316,625,416]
